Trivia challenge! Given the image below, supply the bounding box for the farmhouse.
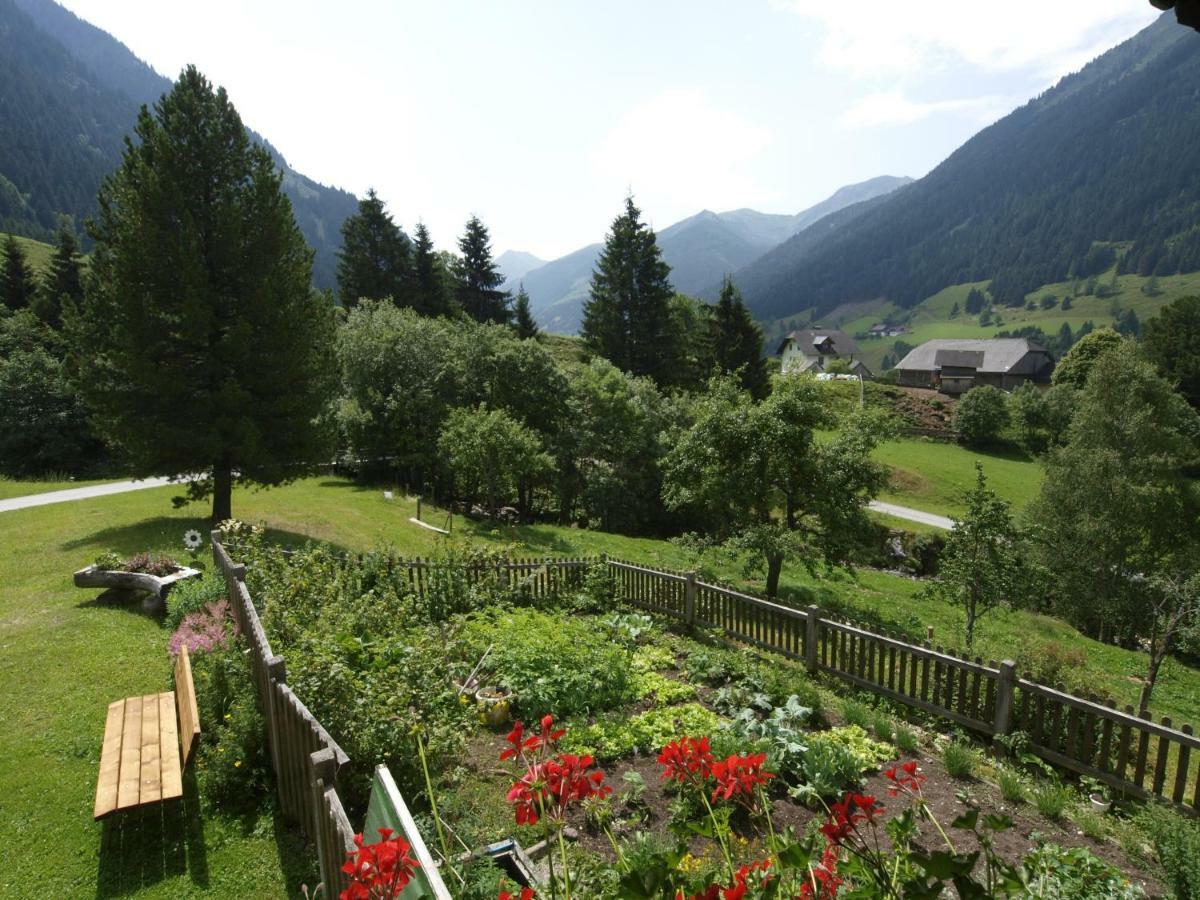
[894,338,1054,394]
[776,329,872,378]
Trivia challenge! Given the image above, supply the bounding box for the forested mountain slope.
[0,0,357,288]
[734,13,1200,322]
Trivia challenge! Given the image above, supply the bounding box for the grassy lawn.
[0,486,312,898]
[5,474,1196,897]
[873,438,1044,518]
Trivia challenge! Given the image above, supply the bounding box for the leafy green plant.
[631,644,676,673]
[91,550,123,571]
[1077,809,1110,842]
[841,698,872,728]
[1134,805,1200,899]
[727,695,813,782]
[631,671,697,705]
[997,766,1026,803]
[563,703,721,760]
[1032,780,1074,820]
[1023,843,1144,898]
[942,741,977,779]
[872,712,894,742]
[795,725,893,799]
[164,572,226,632]
[894,725,919,754]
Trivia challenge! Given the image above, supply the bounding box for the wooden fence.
[607,557,1200,814]
[211,534,453,895]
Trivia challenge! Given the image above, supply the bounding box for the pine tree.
[336,189,413,308]
[455,216,509,323]
[33,221,85,328]
[412,222,448,316]
[708,277,769,399]
[582,196,677,385]
[72,66,336,521]
[513,284,539,339]
[1,235,36,312]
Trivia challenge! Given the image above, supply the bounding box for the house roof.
[776,329,861,358]
[895,339,1051,374]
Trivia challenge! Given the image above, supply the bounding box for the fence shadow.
[94,770,208,897]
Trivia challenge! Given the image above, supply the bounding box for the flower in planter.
[183,529,204,552]
[340,828,418,899]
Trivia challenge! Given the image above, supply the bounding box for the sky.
[57,1,1161,261]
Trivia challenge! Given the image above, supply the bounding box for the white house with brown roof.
[776,329,872,378]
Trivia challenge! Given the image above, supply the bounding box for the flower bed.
[232,533,1163,898]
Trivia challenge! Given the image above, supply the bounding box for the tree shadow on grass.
[60,517,355,560]
[75,588,165,623]
[468,522,581,556]
[95,769,208,898]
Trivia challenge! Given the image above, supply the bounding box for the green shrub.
[563,703,722,760]
[997,766,1026,803]
[164,572,226,632]
[188,638,271,812]
[1135,805,1200,899]
[1032,781,1073,820]
[92,550,124,571]
[942,741,976,779]
[1023,843,1143,898]
[458,607,631,718]
[953,385,1011,447]
[841,699,872,728]
[894,726,919,754]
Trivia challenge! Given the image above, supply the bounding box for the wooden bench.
[93,645,202,820]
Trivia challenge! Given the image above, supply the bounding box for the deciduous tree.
[73,66,336,521]
[1144,295,1200,407]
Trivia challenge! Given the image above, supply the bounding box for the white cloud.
[590,89,774,217]
[773,0,1159,78]
[838,90,1014,129]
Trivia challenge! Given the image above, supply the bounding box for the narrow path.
[868,500,954,530]
[0,476,175,513]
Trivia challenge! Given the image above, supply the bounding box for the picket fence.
[212,539,1200,890]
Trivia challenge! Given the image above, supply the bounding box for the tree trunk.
[766,553,783,598]
[212,461,233,523]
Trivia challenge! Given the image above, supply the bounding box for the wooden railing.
[211,534,452,895]
[609,558,1200,814]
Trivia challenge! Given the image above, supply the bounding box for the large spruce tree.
[708,277,769,399]
[1,235,36,312]
[33,221,85,328]
[455,216,509,323]
[73,66,335,521]
[336,188,413,308]
[412,222,448,316]
[582,196,677,386]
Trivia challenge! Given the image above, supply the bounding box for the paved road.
[0,477,176,513]
[0,476,956,531]
[869,500,954,530]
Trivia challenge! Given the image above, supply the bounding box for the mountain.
[733,13,1200,324]
[496,250,547,288]
[0,0,357,289]
[519,175,910,333]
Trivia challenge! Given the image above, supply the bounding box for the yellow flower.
[234,760,242,768]
[224,713,232,720]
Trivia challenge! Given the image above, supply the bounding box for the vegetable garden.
[197,524,1189,898]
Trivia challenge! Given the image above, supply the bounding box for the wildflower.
[340,828,418,899]
[183,529,203,552]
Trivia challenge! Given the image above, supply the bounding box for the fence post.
[265,655,287,803]
[805,606,820,675]
[310,747,338,892]
[684,572,697,627]
[993,660,1017,737]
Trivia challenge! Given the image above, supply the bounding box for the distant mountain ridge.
[0,0,358,289]
[731,13,1200,324]
[514,175,911,334]
[495,250,546,286]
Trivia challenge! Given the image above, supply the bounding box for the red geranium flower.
[498,888,535,900]
[658,736,715,786]
[884,759,927,797]
[798,843,843,899]
[339,828,418,899]
[709,752,774,803]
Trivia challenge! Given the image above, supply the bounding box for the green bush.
[953,385,1011,447]
[1135,805,1200,899]
[942,741,976,779]
[458,607,631,718]
[188,638,271,813]
[164,573,226,632]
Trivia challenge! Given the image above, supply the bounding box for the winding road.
[0,477,956,531]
